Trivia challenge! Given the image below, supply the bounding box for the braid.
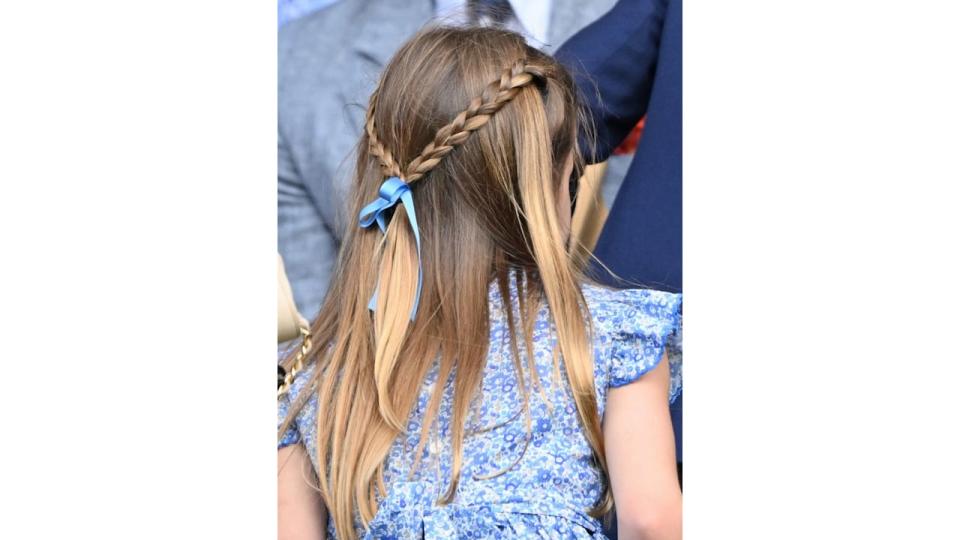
[403,61,539,183]
[365,89,403,178]
[364,60,541,183]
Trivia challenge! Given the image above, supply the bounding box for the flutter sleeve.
[592,287,683,404]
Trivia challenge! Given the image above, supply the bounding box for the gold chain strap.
[278,326,312,398]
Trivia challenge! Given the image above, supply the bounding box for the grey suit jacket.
[279,0,616,318]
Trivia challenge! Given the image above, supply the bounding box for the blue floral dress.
[278,280,682,539]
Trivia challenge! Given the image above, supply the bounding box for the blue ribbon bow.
[358,176,423,320]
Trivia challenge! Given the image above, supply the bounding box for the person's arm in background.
[278,127,338,319]
[555,0,669,163]
[557,0,683,296]
[277,14,341,319]
[604,354,682,540]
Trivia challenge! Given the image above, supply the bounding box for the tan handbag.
[278,254,308,343]
[278,254,311,396]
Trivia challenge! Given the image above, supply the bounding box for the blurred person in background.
[279,0,340,27]
[556,0,684,497]
[279,0,617,319]
[557,0,681,295]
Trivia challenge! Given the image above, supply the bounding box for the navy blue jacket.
[557,0,681,294]
[557,0,683,479]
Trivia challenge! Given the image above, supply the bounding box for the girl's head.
[358,25,583,270]
[280,26,606,538]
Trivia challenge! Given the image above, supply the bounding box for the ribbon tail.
[367,287,379,312]
[400,190,423,321]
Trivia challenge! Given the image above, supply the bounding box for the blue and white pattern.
[279,278,682,539]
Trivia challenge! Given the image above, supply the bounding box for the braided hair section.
[403,60,541,182]
[365,89,403,178]
[364,60,542,183]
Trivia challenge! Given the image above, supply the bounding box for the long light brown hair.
[279,26,607,538]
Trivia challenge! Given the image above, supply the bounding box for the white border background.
[1,1,958,538]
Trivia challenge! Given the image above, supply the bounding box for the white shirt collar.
[434,0,552,47]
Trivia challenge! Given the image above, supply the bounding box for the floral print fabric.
[278,280,682,539]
